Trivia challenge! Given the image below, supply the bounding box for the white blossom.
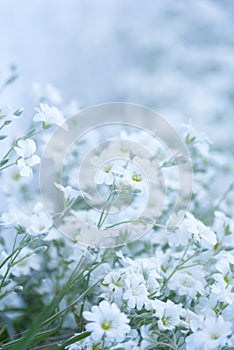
[14,139,40,176]
[83,300,130,342]
[186,316,232,350]
[34,103,66,127]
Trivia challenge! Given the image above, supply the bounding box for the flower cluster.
[0,78,233,350]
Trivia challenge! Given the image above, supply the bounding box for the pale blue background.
[0,0,234,149]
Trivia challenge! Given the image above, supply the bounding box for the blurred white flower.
[32,83,62,105]
[0,203,30,229]
[54,182,91,202]
[11,247,41,277]
[34,103,66,127]
[181,309,204,332]
[186,316,232,350]
[183,121,213,157]
[14,139,40,177]
[211,273,234,304]
[168,270,205,298]
[29,211,52,235]
[185,212,217,248]
[83,300,130,342]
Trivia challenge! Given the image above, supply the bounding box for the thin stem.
[97,186,117,229]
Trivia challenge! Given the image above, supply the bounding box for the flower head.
[186,316,232,350]
[83,300,130,342]
[34,103,66,127]
[14,139,40,176]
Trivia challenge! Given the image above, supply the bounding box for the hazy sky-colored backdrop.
[1,0,234,148]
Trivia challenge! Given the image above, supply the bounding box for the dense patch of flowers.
[0,78,233,350]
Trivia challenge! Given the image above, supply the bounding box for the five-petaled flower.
[83,300,130,342]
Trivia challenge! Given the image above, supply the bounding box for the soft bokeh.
[1,0,234,149]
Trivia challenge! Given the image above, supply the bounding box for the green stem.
[97,186,117,229]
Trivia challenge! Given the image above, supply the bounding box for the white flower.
[34,103,66,127]
[94,160,125,186]
[183,121,213,157]
[14,139,40,177]
[123,275,149,310]
[54,182,91,202]
[16,156,40,177]
[180,309,204,332]
[14,139,37,158]
[11,247,41,277]
[215,251,234,275]
[83,300,130,342]
[27,202,52,235]
[186,316,232,350]
[168,270,205,298]
[152,299,182,331]
[29,210,52,235]
[101,271,125,304]
[32,83,62,105]
[211,273,234,304]
[185,212,217,248]
[0,203,30,229]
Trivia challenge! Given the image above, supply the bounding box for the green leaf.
[58,332,91,348]
[0,159,9,167]
[0,135,7,141]
[0,120,12,131]
[4,74,18,86]
[13,108,24,117]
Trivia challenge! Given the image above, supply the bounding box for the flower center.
[224,275,229,283]
[212,333,219,340]
[162,315,170,326]
[132,172,142,182]
[104,164,113,173]
[101,321,112,330]
[181,277,194,288]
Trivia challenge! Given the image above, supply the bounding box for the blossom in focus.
[83,300,130,342]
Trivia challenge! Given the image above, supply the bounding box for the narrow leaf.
[0,135,7,140]
[0,159,9,167]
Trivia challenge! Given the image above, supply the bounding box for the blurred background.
[0,0,234,150]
